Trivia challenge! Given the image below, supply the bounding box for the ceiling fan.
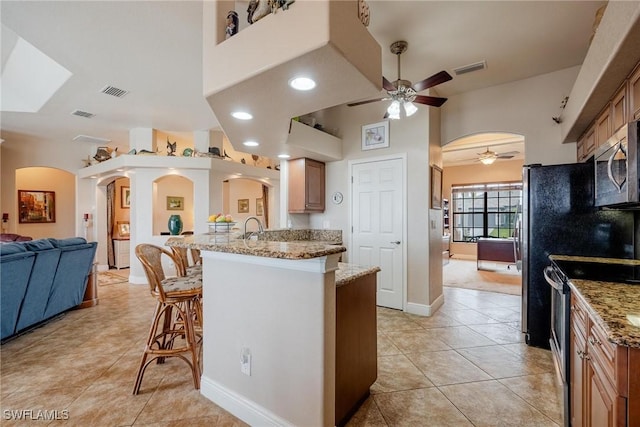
[475,148,519,165]
[347,40,453,119]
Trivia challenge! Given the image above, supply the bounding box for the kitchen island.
[167,232,379,427]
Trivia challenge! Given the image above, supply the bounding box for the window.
[451,182,522,242]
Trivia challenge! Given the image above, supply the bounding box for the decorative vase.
[168,215,183,235]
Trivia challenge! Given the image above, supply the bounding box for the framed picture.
[431,165,443,209]
[18,190,56,223]
[121,186,131,208]
[166,196,184,211]
[256,198,264,216]
[361,120,389,151]
[238,198,249,213]
[116,221,130,238]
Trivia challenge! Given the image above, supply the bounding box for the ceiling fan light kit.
[347,40,453,119]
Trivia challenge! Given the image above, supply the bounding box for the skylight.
[1,32,72,113]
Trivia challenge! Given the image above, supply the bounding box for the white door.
[351,157,405,310]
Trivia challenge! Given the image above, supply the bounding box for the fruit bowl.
[207,221,237,233]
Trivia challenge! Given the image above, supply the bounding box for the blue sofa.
[1,237,98,341]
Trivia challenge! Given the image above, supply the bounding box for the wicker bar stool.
[133,244,202,394]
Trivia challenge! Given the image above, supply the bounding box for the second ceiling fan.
[348,40,453,119]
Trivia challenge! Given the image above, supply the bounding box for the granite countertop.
[549,254,640,348]
[335,262,380,287]
[166,233,345,260]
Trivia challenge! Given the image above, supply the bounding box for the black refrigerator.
[521,162,635,349]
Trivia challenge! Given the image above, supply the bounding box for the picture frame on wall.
[166,196,184,211]
[431,165,443,209]
[256,198,264,216]
[18,190,56,223]
[238,198,249,213]
[121,186,131,208]
[361,120,389,151]
[116,221,130,238]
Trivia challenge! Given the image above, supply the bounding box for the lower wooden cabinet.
[569,291,638,427]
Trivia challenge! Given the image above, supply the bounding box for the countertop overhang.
[167,233,345,260]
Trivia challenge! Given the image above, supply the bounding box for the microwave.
[594,120,639,207]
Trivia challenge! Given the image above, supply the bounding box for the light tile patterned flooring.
[1,275,562,426]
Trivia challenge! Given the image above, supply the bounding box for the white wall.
[309,102,438,309]
[442,66,581,165]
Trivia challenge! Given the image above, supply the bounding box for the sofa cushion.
[48,237,87,248]
[0,243,28,256]
[23,239,56,251]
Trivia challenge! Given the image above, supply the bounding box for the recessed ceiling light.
[289,77,316,91]
[243,141,259,147]
[278,154,291,159]
[232,111,253,120]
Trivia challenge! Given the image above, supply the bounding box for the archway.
[223,177,274,231]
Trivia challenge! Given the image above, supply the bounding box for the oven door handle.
[544,266,567,293]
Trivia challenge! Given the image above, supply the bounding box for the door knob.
[391,241,401,245]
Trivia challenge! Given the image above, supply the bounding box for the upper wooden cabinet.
[611,82,628,133]
[577,58,640,162]
[595,103,611,148]
[288,158,325,213]
[630,63,640,121]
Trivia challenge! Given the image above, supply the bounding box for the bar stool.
[133,244,202,394]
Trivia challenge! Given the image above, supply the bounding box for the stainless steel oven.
[544,264,570,427]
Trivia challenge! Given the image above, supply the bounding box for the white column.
[129,128,157,153]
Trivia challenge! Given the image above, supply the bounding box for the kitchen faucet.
[243,216,264,239]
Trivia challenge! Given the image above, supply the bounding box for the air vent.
[73,134,112,144]
[453,60,487,76]
[100,85,128,98]
[71,109,95,118]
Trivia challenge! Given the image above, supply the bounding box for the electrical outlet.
[240,347,251,376]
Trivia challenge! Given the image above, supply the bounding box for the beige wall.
[225,178,266,229]
[443,159,524,258]
[153,175,195,235]
[114,177,130,228]
[15,167,76,239]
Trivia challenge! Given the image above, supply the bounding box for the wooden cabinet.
[288,158,325,213]
[113,239,130,269]
[578,125,596,162]
[611,82,628,133]
[335,271,377,426]
[569,290,638,427]
[630,63,640,121]
[595,104,611,149]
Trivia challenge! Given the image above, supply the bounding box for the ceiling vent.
[100,85,128,98]
[73,134,111,144]
[453,60,487,76]
[71,109,95,118]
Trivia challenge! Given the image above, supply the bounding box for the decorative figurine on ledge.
[167,138,177,156]
[226,11,238,39]
[93,146,113,162]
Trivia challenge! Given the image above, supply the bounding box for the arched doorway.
[223,177,273,230]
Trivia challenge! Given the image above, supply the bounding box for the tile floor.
[1,275,562,426]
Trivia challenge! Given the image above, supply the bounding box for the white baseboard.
[406,294,444,317]
[200,376,294,427]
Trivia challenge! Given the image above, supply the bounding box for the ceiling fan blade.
[412,70,453,92]
[382,76,396,91]
[497,155,515,159]
[413,95,448,107]
[496,151,519,157]
[347,97,387,107]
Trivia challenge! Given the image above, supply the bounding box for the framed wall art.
[121,186,131,208]
[116,221,130,238]
[18,190,56,223]
[256,198,264,216]
[166,196,184,211]
[361,120,389,151]
[238,198,249,213]
[431,165,443,209]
